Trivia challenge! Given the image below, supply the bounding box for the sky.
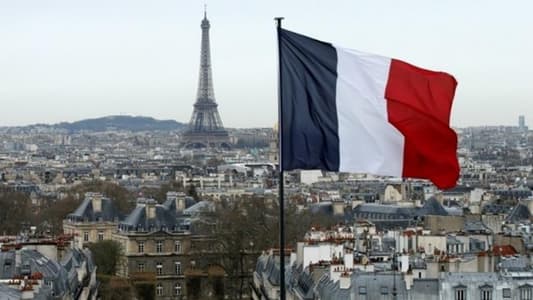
[0,0,532,128]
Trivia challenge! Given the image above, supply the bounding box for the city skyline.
[1,0,532,128]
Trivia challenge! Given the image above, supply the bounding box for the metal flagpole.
[274,16,286,300]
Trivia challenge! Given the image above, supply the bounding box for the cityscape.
[2,2,533,300]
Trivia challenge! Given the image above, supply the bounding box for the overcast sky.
[1,0,532,128]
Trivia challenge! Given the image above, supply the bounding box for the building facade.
[63,192,122,248]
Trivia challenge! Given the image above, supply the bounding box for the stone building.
[113,194,191,299]
[63,192,122,248]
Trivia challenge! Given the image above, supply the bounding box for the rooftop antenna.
[204,3,207,19]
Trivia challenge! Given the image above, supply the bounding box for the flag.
[279,29,459,189]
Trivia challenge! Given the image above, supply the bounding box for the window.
[481,289,492,300]
[503,288,511,298]
[359,286,367,295]
[83,231,89,242]
[156,283,163,296]
[175,241,182,253]
[44,280,53,289]
[380,286,389,295]
[138,263,145,272]
[175,262,182,275]
[455,287,466,300]
[4,263,11,273]
[156,240,163,253]
[521,285,533,300]
[138,241,144,253]
[156,262,163,275]
[98,231,104,241]
[175,283,182,296]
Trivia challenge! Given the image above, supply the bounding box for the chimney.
[332,200,344,216]
[344,251,354,270]
[145,199,157,219]
[89,193,103,213]
[176,192,186,213]
[167,191,186,213]
[339,274,351,289]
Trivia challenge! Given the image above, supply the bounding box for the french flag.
[279,29,459,189]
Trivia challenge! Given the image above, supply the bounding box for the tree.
[38,195,83,235]
[98,275,136,300]
[0,192,32,235]
[87,240,123,275]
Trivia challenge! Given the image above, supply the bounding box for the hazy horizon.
[1,0,532,128]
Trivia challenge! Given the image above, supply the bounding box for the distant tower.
[519,115,526,131]
[181,9,230,149]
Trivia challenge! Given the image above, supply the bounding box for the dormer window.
[455,285,467,300]
[358,286,367,295]
[480,284,493,300]
[520,284,533,300]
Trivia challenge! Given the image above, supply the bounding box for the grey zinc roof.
[291,268,315,300]
[315,271,408,300]
[0,251,16,279]
[0,247,94,299]
[67,196,122,222]
[0,284,21,299]
[119,200,190,233]
[464,220,492,233]
[255,253,291,287]
[20,250,69,297]
[352,200,448,219]
[498,256,531,272]
[506,203,531,223]
[309,202,333,215]
[440,271,501,284]
[447,235,463,245]
[184,200,215,215]
[418,197,449,216]
[162,196,196,211]
[411,278,439,296]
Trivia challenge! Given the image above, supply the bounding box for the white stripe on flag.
[334,46,405,176]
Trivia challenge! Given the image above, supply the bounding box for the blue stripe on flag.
[279,29,339,171]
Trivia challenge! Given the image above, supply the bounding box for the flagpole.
[275,16,286,300]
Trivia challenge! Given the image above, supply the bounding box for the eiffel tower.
[181,10,230,149]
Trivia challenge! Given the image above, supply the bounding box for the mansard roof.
[66,194,122,222]
[506,203,531,223]
[118,199,190,233]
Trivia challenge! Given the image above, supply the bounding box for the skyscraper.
[181,10,230,149]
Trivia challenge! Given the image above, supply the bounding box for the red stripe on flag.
[385,59,459,189]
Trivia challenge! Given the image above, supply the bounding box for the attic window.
[380,286,389,295]
[359,286,367,295]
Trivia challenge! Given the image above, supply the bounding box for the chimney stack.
[167,191,186,213]
[145,199,157,219]
[339,273,351,289]
[88,192,103,213]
